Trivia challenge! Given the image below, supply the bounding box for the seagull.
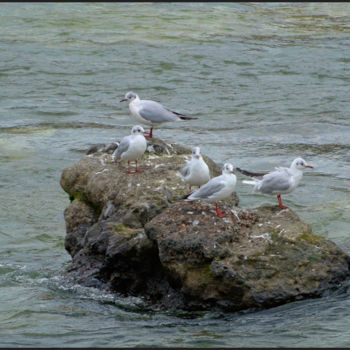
[179,147,210,191]
[185,163,237,218]
[112,125,147,174]
[237,157,313,209]
[120,91,197,138]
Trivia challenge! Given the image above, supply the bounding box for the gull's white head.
[120,91,138,103]
[222,163,235,174]
[291,157,313,170]
[131,125,145,135]
[192,147,201,160]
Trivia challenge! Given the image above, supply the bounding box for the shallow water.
[1,2,350,347]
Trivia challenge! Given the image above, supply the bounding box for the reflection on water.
[1,2,350,347]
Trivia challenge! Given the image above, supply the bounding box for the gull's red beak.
[231,171,235,174]
[305,165,313,168]
[195,155,200,159]
[120,98,128,102]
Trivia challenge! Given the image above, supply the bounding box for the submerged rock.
[60,137,350,312]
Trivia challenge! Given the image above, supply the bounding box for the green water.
[1,2,350,347]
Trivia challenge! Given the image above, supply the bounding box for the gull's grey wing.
[112,136,131,159]
[138,100,179,123]
[180,163,191,178]
[259,170,292,194]
[189,177,225,200]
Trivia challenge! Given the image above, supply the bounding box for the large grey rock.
[145,202,350,310]
[60,137,350,312]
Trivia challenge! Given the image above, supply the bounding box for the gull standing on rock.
[180,147,210,191]
[237,157,313,209]
[120,91,197,138]
[112,125,147,174]
[185,163,237,218]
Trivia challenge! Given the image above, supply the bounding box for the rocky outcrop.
[60,137,350,312]
[145,202,350,310]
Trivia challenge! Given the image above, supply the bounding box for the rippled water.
[1,2,350,347]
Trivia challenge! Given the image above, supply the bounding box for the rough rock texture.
[60,137,350,312]
[61,138,237,231]
[145,202,350,310]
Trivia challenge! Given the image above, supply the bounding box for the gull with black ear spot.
[120,91,197,138]
[238,157,314,209]
[179,146,210,191]
[112,125,147,174]
[185,163,237,218]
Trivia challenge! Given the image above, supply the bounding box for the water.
[1,2,350,347]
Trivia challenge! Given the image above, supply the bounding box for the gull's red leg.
[127,161,133,175]
[144,127,153,139]
[277,194,288,209]
[135,160,143,173]
[215,203,225,218]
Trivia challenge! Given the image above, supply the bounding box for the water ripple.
[1,2,350,348]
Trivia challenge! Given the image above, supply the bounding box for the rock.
[145,202,350,310]
[61,137,238,230]
[60,136,350,312]
[64,199,99,256]
[86,143,106,155]
[86,142,119,155]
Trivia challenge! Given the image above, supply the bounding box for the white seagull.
[185,163,237,218]
[237,157,313,209]
[180,147,210,190]
[120,91,197,138]
[112,125,147,174]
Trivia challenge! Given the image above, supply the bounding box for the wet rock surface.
[60,137,350,312]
